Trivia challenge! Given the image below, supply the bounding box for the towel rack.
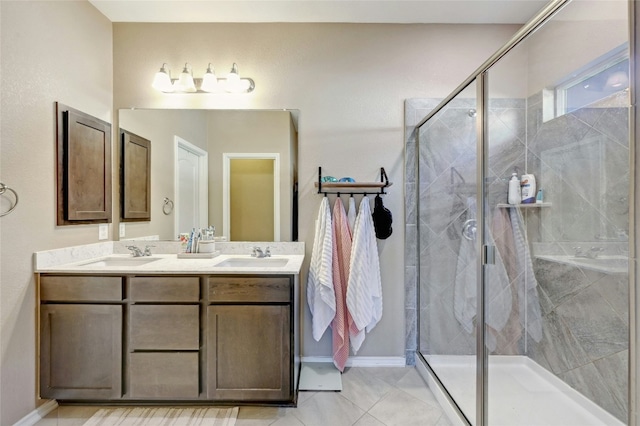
[315,167,392,196]
[0,182,18,217]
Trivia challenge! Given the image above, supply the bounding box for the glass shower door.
[417,82,479,423]
[483,1,630,422]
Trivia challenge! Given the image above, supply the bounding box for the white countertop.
[34,241,305,275]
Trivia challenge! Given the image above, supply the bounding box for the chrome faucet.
[127,245,154,257]
[127,245,144,257]
[251,246,271,258]
[573,246,604,259]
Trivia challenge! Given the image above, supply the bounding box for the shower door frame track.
[414,0,637,424]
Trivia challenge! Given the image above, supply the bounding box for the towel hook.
[0,182,18,217]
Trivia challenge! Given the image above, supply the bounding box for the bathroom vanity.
[35,242,304,405]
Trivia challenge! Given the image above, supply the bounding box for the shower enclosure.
[410,0,633,424]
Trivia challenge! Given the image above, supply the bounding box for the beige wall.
[0,1,113,424]
[113,22,519,360]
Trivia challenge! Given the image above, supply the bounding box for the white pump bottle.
[508,173,521,205]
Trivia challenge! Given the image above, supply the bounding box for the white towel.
[347,197,357,235]
[453,198,512,350]
[346,196,382,353]
[509,207,543,342]
[307,197,336,341]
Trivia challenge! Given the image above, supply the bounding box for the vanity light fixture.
[152,62,255,94]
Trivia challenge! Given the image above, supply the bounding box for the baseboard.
[301,356,406,367]
[13,400,58,426]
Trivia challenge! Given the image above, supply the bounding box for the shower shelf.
[315,166,392,195]
[497,203,552,208]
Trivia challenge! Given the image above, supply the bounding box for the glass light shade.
[173,63,196,92]
[225,63,244,92]
[152,64,173,92]
[200,64,218,92]
[226,63,240,83]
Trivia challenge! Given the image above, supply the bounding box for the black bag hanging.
[372,195,392,239]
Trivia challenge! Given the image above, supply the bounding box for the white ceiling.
[88,0,551,24]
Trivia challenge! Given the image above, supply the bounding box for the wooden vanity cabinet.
[39,276,123,400]
[207,276,293,401]
[38,273,297,404]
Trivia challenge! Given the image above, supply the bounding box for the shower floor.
[417,355,623,426]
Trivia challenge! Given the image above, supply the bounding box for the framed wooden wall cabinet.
[120,130,151,221]
[56,102,112,226]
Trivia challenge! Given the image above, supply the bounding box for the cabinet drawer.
[208,277,291,303]
[129,305,199,350]
[129,276,199,302]
[129,352,199,398]
[40,275,122,301]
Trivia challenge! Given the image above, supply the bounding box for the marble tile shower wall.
[525,91,629,422]
[404,96,629,421]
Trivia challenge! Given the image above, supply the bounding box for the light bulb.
[200,63,218,92]
[152,64,173,92]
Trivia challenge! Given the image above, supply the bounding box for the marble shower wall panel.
[526,94,630,421]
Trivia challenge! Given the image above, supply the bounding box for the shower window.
[554,44,629,116]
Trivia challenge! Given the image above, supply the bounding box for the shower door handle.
[483,245,495,265]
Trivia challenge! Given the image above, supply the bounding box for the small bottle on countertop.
[536,188,544,204]
[508,173,521,205]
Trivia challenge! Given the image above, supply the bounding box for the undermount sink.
[79,256,161,268]
[214,257,289,268]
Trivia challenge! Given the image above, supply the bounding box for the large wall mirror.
[118,109,298,242]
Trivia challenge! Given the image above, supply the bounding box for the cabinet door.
[121,130,151,221]
[40,304,122,399]
[207,305,291,401]
[55,103,112,225]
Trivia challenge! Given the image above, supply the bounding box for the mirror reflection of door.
[175,136,208,237]
[223,153,280,242]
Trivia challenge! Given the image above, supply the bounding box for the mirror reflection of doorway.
[223,153,280,241]
[175,136,208,237]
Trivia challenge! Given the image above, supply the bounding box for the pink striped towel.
[331,198,353,372]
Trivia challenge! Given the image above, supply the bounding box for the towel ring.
[0,182,18,217]
[162,197,174,215]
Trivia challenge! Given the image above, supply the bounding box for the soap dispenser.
[508,173,521,205]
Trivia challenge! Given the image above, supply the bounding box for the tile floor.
[35,367,453,426]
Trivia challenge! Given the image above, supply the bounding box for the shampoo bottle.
[508,173,521,205]
[521,174,536,204]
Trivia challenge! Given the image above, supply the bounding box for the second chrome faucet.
[251,246,271,258]
[127,245,154,257]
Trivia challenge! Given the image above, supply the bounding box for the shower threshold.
[417,355,623,426]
